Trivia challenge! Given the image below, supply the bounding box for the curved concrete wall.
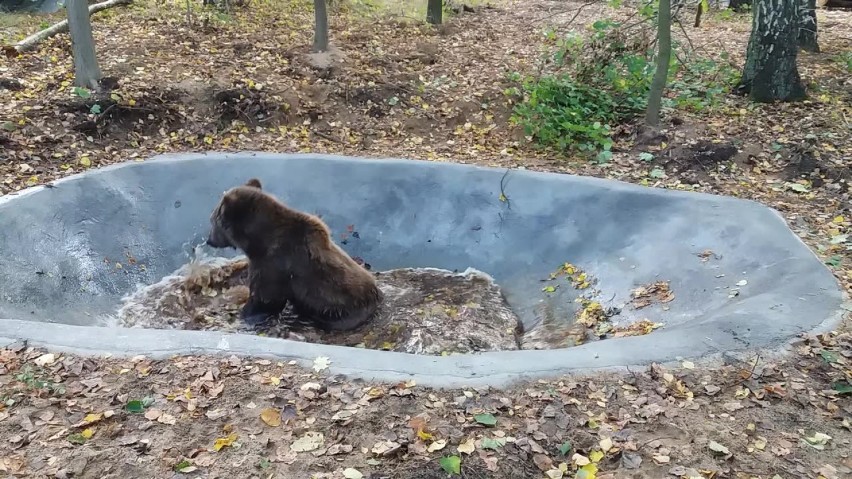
[0,153,845,386]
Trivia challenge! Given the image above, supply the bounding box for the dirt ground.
[1,0,851,476]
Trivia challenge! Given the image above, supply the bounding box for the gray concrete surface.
[0,152,846,387]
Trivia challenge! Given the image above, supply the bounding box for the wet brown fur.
[206,179,382,331]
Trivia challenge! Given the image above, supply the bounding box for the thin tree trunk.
[313,0,329,53]
[738,0,806,102]
[427,0,442,24]
[10,0,131,54]
[66,0,102,90]
[645,0,671,126]
[798,0,819,52]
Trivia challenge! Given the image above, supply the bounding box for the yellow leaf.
[81,428,94,439]
[833,216,845,224]
[26,176,39,186]
[84,413,103,424]
[576,462,598,479]
[417,429,434,441]
[204,136,214,145]
[589,450,604,463]
[79,156,91,167]
[128,98,136,106]
[498,193,507,202]
[213,433,238,451]
[260,408,281,427]
[269,376,281,386]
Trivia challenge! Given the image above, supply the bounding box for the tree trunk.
[798,0,819,52]
[10,0,131,55]
[728,0,752,10]
[66,0,102,90]
[312,0,329,53]
[738,0,805,102]
[645,0,671,126]
[427,0,442,24]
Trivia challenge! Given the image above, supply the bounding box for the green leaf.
[826,255,843,268]
[125,396,154,413]
[1,122,15,132]
[596,150,613,163]
[831,381,852,395]
[258,458,271,470]
[787,182,810,193]
[73,87,92,99]
[174,460,192,472]
[439,455,461,475]
[90,104,102,114]
[820,350,839,363]
[559,441,572,456]
[639,152,654,162]
[542,285,557,293]
[67,433,87,445]
[649,167,666,179]
[474,413,497,426]
[481,437,506,450]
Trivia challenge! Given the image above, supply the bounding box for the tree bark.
[66,0,103,90]
[645,0,671,126]
[738,0,805,102]
[728,0,752,11]
[9,0,131,55]
[798,0,819,52]
[427,0,442,24]
[312,0,329,53]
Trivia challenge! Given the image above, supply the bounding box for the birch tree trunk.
[313,0,329,53]
[798,0,819,52]
[738,0,805,102]
[645,0,671,126]
[66,0,102,90]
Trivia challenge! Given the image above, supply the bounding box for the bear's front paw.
[240,303,271,326]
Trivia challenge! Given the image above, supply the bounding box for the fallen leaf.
[599,438,613,452]
[213,433,238,452]
[312,356,331,372]
[473,413,497,426]
[260,408,281,427]
[481,437,506,449]
[572,453,590,466]
[457,437,475,454]
[342,468,363,479]
[708,440,730,455]
[33,353,55,366]
[291,432,324,452]
[804,432,832,450]
[144,409,162,421]
[533,453,554,471]
[158,413,177,425]
[439,455,461,475]
[428,439,447,452]
[80,428,94,439]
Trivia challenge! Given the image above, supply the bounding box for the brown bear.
[205,178,382,331]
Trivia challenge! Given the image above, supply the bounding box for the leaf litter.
[0,0,851,476]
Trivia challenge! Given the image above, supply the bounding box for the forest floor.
[1,0,852,477]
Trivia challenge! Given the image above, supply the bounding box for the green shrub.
[512,76,617,159]
[511,17,737,160]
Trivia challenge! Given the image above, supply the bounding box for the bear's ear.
[245,178,262,190]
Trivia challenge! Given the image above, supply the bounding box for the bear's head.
[206,178,263,250]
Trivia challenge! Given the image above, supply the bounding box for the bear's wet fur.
[206,178,382,331]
